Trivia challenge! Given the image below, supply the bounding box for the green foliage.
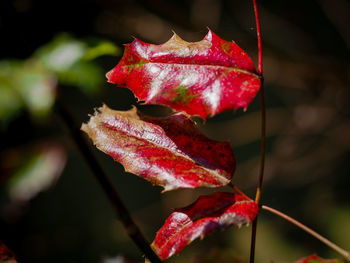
[0,60,56,124]
[6,143,66,203]
[0,34,119,126]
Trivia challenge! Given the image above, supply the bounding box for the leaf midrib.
[124,61,259,78]
[101,118,231,185]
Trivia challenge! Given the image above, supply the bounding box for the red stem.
[253,0,263,76]
[227,184,350,261]
[262,205,350,261]
[250,0,265,262]
[228,183,252,200]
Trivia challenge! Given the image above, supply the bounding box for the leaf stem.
[228,183,252,200]
[250,0,265,262]
[55,99,162,263]
[262,205,350,262]
[228,180,350,261]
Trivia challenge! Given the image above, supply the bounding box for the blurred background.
[0,0,349,262]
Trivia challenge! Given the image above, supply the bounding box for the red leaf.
[151,192,258,260]
[295,254,344,263]
[81,105,235,191]
[107,29,261,119]
[0,241,18,263]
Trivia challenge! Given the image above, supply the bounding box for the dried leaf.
[295,254,345,263]
[107,29,261,119]
[151,192,258,260]
[81,105,235,191]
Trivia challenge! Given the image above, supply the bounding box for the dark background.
[0,0,350,262]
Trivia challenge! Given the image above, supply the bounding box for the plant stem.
[228,183,251,200]
[55,99,162,263]
[262,205,350,261]
[250,0,265,262]
[228,181,350,261]
[255,82,265,205]
[254,4,263,76]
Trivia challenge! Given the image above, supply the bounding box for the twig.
[250,0,265,262]
[262,205,350,262]
[55,99,162,263]
[224,182,350,261]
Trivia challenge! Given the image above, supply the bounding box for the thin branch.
[253,0,265,206]
[255,81,265,205]
[250,219,258,263]
[55,99,162,263]
[250,0,265,262]
[262,205,350,262]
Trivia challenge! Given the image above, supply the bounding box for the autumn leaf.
[151,192,258,260]
[0,241,17,263]
[81,105,235,191]
[295,254,345,263]
[107,29,261,119]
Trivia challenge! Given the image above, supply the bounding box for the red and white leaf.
[151,192,258,260]
[107,29,261,119]
[295,254,345,263]
[81,105,235,191]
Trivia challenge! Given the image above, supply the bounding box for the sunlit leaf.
[151,192,258,260]
[0,34,117,124]
[16,63,57,116]
[2,143,67,202]
[57,61,104,94]
[107,29,261,119]
[34,34,87,72]
[295,254,345,263]
[81,105,235,191]
[34,33,118,95]
[0,241,17,263]
[0,64,23,124]
[0,60,56,121]
[83,41,120,60]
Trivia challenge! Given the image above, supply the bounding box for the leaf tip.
[80,122,88,133]
[105,68,114,82]
[204,28,213,42]
[204,27,219,42]
[168,30,185,44]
